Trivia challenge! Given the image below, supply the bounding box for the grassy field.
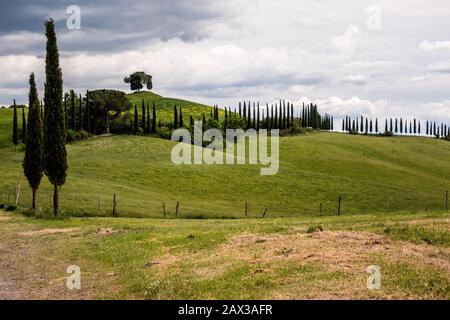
[0,124,449,217]
[126,91,223,121]
[0,209,448,299]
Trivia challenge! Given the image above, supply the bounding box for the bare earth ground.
[0,210,449,300]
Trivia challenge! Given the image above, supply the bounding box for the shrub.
[157,126,172,140]
[306,225,323,233]
[5,204,17,211]
[289,122,305,135]
[66,129,77,142]
[444,135,450,142]
[380,131,394,137]
[0,203,5,209]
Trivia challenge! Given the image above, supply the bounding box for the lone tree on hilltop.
[43,19,67,216]
[23,73,43,211]
[124,71,152,92]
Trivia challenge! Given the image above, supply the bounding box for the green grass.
[0,119,449,217]
[126,91,223,121]
[0,210,448,299]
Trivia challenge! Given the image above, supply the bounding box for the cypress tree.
[141,98,146,130]
[146,102,150,134]
[79,94,83,130]
[43,19,67,216]
[152,101,156,133]
[385,119,388,132]
[247,104,251,128]
[375,118,378,133]
[179,107,183,128]
[174,105,178,129]
[64,95,68,129]
[134,104,138,133]
[278,103,282,129]
[12,100,18,148]
[257,104,260,131]
[342,118,345,131]
[86,91,91,133]
[70,90,75,130]
[21,106,27,144]
[202,112,206,125]
[23,73,43,210]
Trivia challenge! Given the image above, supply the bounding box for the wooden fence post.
[337,195,342,215]
[97,197,100,215]
[262,208,268,218]
[320,203,324,215]
[163,202,166,218]
[175,202,179,218]
[112,194,117,217]
[446,191,449,211]
[15,175,22,206]
[245,202,248,218]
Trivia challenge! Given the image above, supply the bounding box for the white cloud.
[419,40,450,51]
[331,25,361,53]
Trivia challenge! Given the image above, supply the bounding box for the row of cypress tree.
[341,115,450,137]
[19,20,67,215]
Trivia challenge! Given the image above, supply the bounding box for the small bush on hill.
[380,131,394,137]
[306,225,323,233]
[5,204,17,211]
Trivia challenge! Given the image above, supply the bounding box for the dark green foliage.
[174,105,178,129]
[23,73,43,210]
[79,94,83,130]
[43,19,67,216]
[124,71,152,92]
[146,102,150,134]
[134,104,138,133]
[152,102,156,134]
[70,90,75,130]
[21,106,27,143]
[179,107,183,127]
[89,89,132,134]
[141,98,146,130]
[12,100,18,146]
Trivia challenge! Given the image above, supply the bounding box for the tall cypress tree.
[12,100,18,148]
[43,19,67,216]
[86,91,91,133]
[152,101,156,133]
[134,104,139,133]
[64,95,68,129]
[21,106,27,143]
[174,105,178,129]
[141,98,146,130]
[23,73,43,210]
[79,94,83,130]
[70,90,75,130]
[146,102,150,134]
[179,107,183,128]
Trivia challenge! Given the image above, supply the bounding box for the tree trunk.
[53,184,59,216]
[32,188,37,211]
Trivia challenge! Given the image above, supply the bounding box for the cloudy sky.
[1,0,450,122]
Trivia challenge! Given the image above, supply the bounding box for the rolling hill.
[126,91,223,121]
[0,109,449,217]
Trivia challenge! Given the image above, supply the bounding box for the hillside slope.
[0,130,449,217]
[126,91,223,121]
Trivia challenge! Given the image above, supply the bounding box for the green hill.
[126,91,223,121]
[0,119,449,217]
